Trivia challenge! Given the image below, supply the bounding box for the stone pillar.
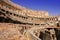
[49,29,57,40]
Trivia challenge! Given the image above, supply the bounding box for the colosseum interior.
[0,0,60,40]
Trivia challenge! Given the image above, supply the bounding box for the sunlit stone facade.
[0,0,60,40]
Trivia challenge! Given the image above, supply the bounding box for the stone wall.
[0,23,29,40]
[0,0,49,17]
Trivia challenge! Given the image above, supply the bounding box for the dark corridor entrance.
[39,28,60,40]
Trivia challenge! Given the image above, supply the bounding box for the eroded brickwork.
[0,0,60,40]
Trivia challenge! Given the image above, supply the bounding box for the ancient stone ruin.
[0,0,60,40]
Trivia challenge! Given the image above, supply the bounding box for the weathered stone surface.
[0,0,60,40]
[0,23,27,40]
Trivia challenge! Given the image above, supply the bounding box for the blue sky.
[10,0,60,16]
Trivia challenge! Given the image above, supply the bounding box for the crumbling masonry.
[0,0,60,40]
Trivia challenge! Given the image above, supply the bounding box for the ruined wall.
[0,23,30,40]
[0,0,49,17]
[0,0,60,40]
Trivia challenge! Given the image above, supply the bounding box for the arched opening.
[57,23,59,27]
[39,31,51,40]
[1,9,5,12]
